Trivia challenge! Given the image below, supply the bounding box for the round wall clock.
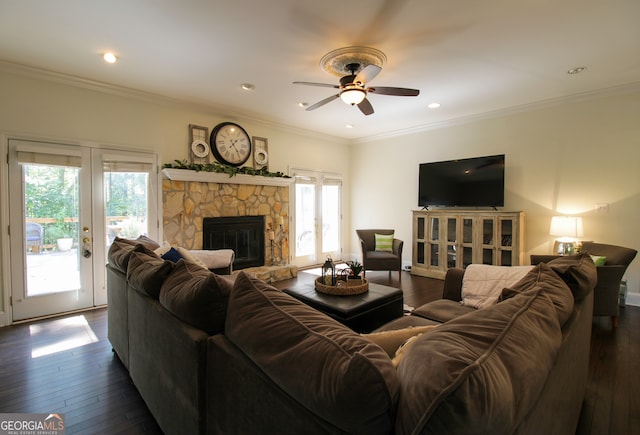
[210,122,252,166]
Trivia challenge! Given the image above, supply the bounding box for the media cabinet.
[411,210,525,279]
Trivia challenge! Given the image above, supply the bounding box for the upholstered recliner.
[532,242,637,327]
[355,229,403,280]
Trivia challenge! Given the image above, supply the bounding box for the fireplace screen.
[203,216,265,270]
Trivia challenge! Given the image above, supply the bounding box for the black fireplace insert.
[203,216,265,270]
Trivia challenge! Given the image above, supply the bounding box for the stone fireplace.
[161,169,296,281]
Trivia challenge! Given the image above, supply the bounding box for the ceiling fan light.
[340,89,366,105]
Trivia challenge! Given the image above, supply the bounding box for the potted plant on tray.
[345,260,364,282]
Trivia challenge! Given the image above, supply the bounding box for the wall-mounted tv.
[418,154,505,208]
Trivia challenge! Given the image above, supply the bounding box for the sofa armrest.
[359,238,370,258]
[393,238,404,256]
[442,268,465,301]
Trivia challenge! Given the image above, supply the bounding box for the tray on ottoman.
[283,279,403,333]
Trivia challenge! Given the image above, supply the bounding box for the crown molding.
[2,60,637,146]
[351,81,640,144]
[0,60,348,146]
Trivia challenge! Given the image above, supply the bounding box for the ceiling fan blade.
[368,86,420,96]
[306,94,340,111]
[354,65,382,85]
[357,97,374,116]
[293,81,339,89]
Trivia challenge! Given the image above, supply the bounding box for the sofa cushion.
[542,253,597,301]
[500,263,575,326]
[412,299,476,323]
[135,234,160,250]
[461,264,534,309]
[225,272,399,434]
[107,237,139,273]
[159,259,234,335]
[396,280,565,434]
[127,248,174,298]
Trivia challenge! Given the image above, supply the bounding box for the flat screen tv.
[418,154,505,208]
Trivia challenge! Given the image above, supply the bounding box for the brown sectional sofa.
[107,237,597,435]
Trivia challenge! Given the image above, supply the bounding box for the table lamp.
[549,216,584,255]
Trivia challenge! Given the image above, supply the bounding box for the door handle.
[82,236,92,258]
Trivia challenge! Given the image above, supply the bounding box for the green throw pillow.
[590,255,606,266]
[375,233,394,252]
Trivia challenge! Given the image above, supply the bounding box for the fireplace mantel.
[162,168,293,187]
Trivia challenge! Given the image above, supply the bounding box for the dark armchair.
[355,229,403,280]
[532,242,637,327]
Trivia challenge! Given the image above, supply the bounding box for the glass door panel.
[9,141,93,321]
[321,184,340,256]
[293,171,342,268]
[24,165,81,296]
[294,182,316,266]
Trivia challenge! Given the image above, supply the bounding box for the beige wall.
[349,89,640,295]
[0,69,350,321]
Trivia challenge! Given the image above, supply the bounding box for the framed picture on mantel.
[253,136,269,170]
[188,124,210,165]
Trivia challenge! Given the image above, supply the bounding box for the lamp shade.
[549,216,584,238]
[340,88,366,105]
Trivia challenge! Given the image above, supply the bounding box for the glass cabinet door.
[482,218,495,264]
[415,216,425,265]
[428,217,440,267]
[460,218,474,268]
[499,218,514,266]
[446,217,457,268]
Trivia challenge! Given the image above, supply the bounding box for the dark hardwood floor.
[0,270,637,434]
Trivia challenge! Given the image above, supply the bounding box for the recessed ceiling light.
[428,102,441,109]
[298,102,308,108]
[346,124,353,129]
[240,83,255,91]
[567,66,586,75]
[103,52,118,64]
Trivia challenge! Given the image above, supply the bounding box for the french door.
[292,170,342,268]
[8,139,158,321]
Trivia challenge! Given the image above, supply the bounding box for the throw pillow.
[499,262,575,326]
[395,283,564,434]
[161,247,183,263]
[154,241,172,257]
[127,249,173,298]
[392,334,424,368]
[176,247,209,270]
[107,237,139,273]
[545,253,597,301]
[590,255,606,266]
[159,259,233,334]
[135,235,160,251]
[460,264,534,309]
[375,233,394,252]
[363,325,439,358]
[225,272,399,434]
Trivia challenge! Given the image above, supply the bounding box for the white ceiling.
[1,0,639,140]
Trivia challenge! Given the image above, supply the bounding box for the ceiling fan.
[293,62,420,116]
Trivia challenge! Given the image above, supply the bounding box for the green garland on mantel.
[163,160,291,179]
